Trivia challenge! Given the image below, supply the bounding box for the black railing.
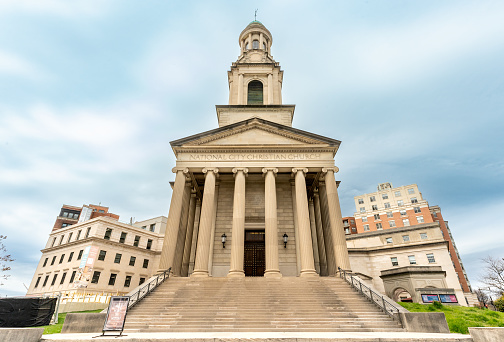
[338,267,400,319]
[128,268,171,309]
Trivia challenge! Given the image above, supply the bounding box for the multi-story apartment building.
[53,204,119,231]
[352,182,474,302]
[342,217,357,235]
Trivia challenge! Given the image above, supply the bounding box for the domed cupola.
[238,21,273,58]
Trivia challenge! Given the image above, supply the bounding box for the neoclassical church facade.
[158,21,351,278]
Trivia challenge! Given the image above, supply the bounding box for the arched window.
[247,80,263,105]
[252,40,259,49]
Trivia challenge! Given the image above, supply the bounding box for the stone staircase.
[123,276,404,333]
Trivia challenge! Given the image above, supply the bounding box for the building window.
[252,39,259,49]
[363,224,370,231]
[77,250,83,260]
[386,237,393,244]
[85,227,91,238]
[143,259,149,268]
[98,250,107,261]
[376,223,382,230]
[408,188,415,194]
[35,277,41,288]
[60,272,67,284]
[369,196,376,202]
[427,253,436,263]
[360,207,365,213]
[51,274,58,286]
[67,233,73,243]
[408,255,417,265]
[114,253,122,264]
[108,273,117,286]
[247,80,263,105]
[59,254,65,264]
[129,256,136,266]
[402,235,410,242]
[372,205,378,211]
[147,239,153,250]
[124,275,132,287]
[433,212,438,218]
[403,219,410,226]
[397,200,404,206]
[420,233,428,239]
[59,235,64,245]
[382,194,389,200]
[414,207,421,213]
[391,257,399,266]
[386,211,393,218]
[389,220,396,227]
[76,230,82,240]
[61,223,70,228]
[119,232,127,244]
[91,271,101,284]
[411,197,418,203]
[394,191,401,197]
[68,252,74,262]
[50,256,56,266]
[384,202,390,208]
[358,198,364,204]
[417,216,424,223]
[104,228,112,240]
[43,258,48,267]
[362,217,368,222]
[149,224,155,232]
[139,277,146,285]
[51,237,56,247]
[350,219,355,224]
[134,236,140,247]
[373,214,380,220]
[42,275,49,287]
[69,271,76,284]
[400,210,406,216]
[141,226,146,230]
[345,228,350,234]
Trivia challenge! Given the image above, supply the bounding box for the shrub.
[494,296,504,312]
[432,301,443,309]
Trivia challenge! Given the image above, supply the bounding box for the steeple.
[217,22,293,128]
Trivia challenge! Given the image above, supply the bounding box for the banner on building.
[73,245,99,288]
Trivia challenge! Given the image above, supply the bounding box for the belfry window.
[252,40,259,49]
[247,80,263,105]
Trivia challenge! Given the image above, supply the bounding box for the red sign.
[103,296,130,332]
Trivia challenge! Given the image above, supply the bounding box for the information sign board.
[103,296,130,335]
[439,294,458,303]
[421,294,440,303]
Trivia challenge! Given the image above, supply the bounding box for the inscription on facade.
[189,153,322,161]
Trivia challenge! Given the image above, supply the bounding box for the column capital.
[262,167,278,174]
[292,168,309,175]
[322,167,339,174]
[172,167,189,174]
[232,167,249,174]
[202,167,219,175]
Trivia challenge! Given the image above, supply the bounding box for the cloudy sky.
[1,1,503,296]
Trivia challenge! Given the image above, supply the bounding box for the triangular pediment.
[199,127,304,146]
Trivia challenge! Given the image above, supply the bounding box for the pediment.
[199,127,304,146]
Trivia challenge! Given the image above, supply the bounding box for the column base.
[264,270,282,278]
[190,270,209,278]
[299,269,319,277]
[227,270,245,278]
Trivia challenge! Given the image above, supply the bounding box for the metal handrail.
[127,267,171,309]
[338,267,400,319]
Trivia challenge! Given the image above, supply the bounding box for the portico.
[158,21,350,278]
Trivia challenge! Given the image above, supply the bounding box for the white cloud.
[0,0,115,18]
[0,50,48,80]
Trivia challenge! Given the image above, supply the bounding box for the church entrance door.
[244,230,265,277]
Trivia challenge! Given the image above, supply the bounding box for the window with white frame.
[360,207,365,213]
[386,211,393,218]
[362,217,368,222]
[376,223,383,230]
[374,214,380,220]
[427,253,436,263]
[403,218,410,226]
[386,237,393,244]
[391,257,399,266]
[420,233,428,239]
[411,197,418,203]
[397,200,404,206]
[408,188,415,194]
[370,196,376,202]
[372,205,378,210]
[400,209,407,216]
[408,255,416,264]
[402,235,410,242]
[358,198,364,204]
[414,207,421,213]
[417,215,424,223]
[389,220,396,227]
[363,224,370,231]
[394,191,401,197]
[382,193,389,200]
[384,202,391,208]
[433,212,438,218]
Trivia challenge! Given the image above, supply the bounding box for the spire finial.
[254,9,258,21]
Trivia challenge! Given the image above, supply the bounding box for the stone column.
[268,73,273,105]
[319,181,336,275]
[290,180,301,275]
[263,168,282,278]
[181,190,197,277]
[228,168,248,277]
[188,199,201,275]
[207,181,220,276]
[172,180,192,276]
[158,167,188,272]
[313,190,327,276]
[259,33,264,49]
[308,198,320,274]
[192,168,218,277]
[292,168,318,277]
[238,74,244,105]
[322,167,351,271]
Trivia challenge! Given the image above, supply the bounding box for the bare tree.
[475,288,489,306]
[480,256,504,296]
[0,235,14,286]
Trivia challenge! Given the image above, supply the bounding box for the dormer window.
[252,40,259,49]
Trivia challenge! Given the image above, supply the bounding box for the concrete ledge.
[58,302,108,314]
[469,327,504,342]
[0,328,43,342]
[60,313,106,334]
[399,312,450,333]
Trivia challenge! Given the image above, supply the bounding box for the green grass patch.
[40,309,103,335]
[399,302,504,334]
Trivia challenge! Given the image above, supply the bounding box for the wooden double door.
[244,230,265,277]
